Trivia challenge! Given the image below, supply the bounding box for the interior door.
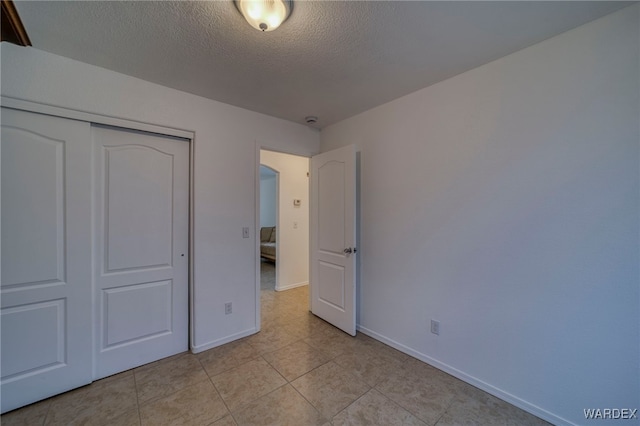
[310,145,357,336]
[93,125,189,379]
[1,108,93,413]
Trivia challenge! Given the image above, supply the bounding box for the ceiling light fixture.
[235,0,292,32]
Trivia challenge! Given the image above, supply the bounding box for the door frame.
[1,96,196,377]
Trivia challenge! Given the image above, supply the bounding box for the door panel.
[318,161,346,254]
[93,125,189,379]
[104,145,173,272]
[317,261,345,309]
[1,126,64,287]
[1,299,65,378]
[1,108,92,413]
[310,145,356,336]
[102,280,172,348]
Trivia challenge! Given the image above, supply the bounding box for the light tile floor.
[2,282,550,426]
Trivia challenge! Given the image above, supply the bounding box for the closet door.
[93,125,189,379]
[1,108,92,413]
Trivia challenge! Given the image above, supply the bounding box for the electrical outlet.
[225,302,232,315]
[242,227,250,238]
[430,319,440,335]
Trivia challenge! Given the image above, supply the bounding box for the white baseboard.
[356,324,573,426]
[190,327,257,354]
[275,281,308,292]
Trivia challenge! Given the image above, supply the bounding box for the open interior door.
[310,145,357,336]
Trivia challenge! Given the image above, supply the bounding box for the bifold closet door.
[92,125,189,379]
[1,108,93,413]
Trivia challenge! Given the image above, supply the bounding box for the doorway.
[257,149,310,327]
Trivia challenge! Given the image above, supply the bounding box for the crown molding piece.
[1,0,31,46]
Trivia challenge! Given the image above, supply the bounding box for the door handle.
[343,247,357,254]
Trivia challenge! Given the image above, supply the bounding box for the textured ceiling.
[14,1,632,128]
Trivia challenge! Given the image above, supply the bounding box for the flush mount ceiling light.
[234,0,292,32]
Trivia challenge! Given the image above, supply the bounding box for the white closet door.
[93,125,189,379]
[1,108,92,413]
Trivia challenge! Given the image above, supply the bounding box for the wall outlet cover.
[431,319,440,335]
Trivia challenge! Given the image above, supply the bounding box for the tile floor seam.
[432,412,445,426]
[42,404,51,426]
[284,382,331,425]
[434,383,464,426]
[213,356,288,414]
[207,372,234,417]
[41,402,51,426]
[228,381,286,415]
[200,359,237,378]
[165,378,229,425]
[262,354,289,385]
[292,360,373,420]
[260,352,286,382]
[132,369,142,426]
[228,412,241,426]
[289,358,333,385]
[330,389,368,424]
[257,337,301,359]
[372,383,432,426]
[137,374,211,408]
[373,387,424,421]
[197,355,236,423]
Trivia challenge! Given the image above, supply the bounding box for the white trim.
[275,281,308,292]
[1,96,194,140]
[254,142,262,332]
[356,324,573,426]
[190,327,257,354]
[274,172,280,289]
[188,133,196,353]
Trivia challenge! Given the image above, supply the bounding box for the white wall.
[0,43,320,352]
[260,150,309,291]
[321,6,639,426]
[260,168,277,228]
